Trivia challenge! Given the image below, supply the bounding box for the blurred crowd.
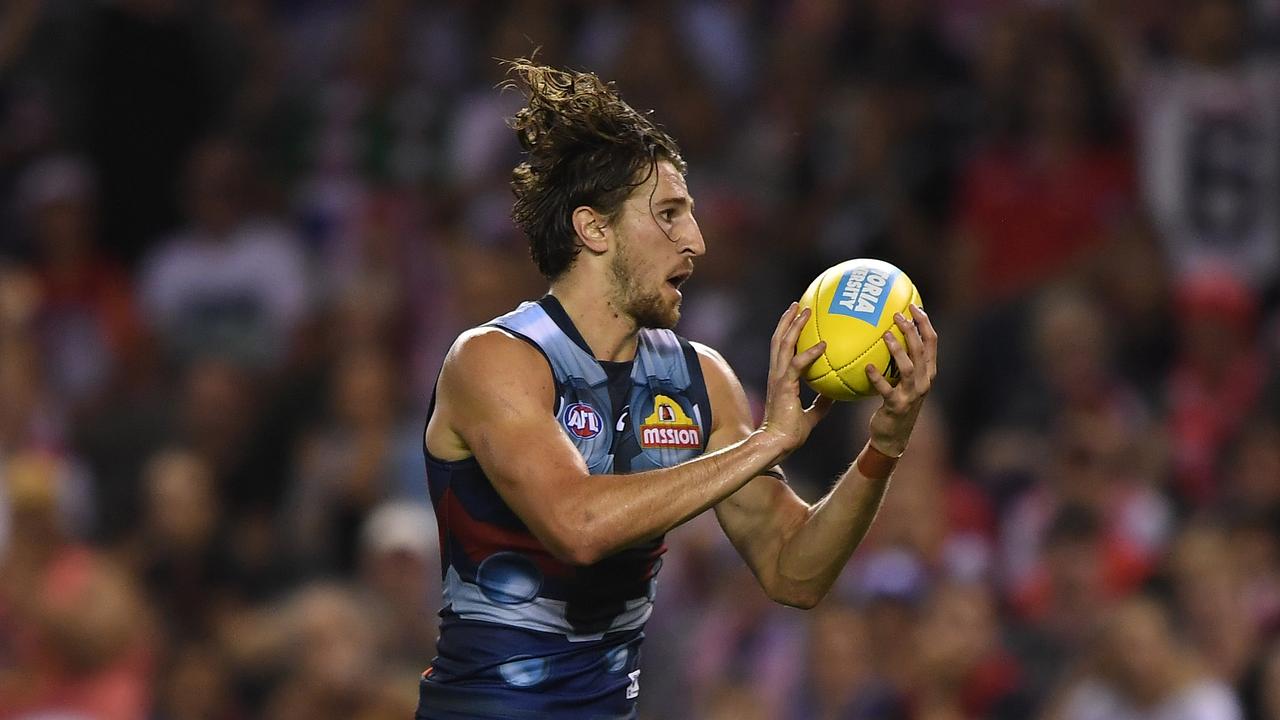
[1,0,1279,718]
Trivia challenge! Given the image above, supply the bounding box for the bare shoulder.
[429,326,555,459]
[690,341,752,433]
[441,326,550,394]
[690,340,735,383]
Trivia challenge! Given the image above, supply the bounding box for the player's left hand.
[865,304,937,457]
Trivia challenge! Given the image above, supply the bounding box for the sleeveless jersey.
[417,295,712,720]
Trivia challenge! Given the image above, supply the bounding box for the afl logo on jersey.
[563,402,603,439]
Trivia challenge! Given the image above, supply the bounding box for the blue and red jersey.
[418,296,711,719]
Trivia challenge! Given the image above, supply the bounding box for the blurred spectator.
[295,174,451,404]
[0,270,66,454]
[168,356,296,601]
[16,154,142,408]
[0,308,96,555]
[686,562,805,719]
[1007,504,1126,712]
[971,282,1173,516]
[0,452,154,720]
[1012,285,1151,436]
[1164,271,1267,506]
[219,581,408,720]
[1246,638,1280,720]
[138,137,312,368]
[636,510,727,716]
[151,641,241,720]
[438,229,543,331]
[723,0,852,223]
[287,345,426,576]
[2,255,151,547]
[950,19,1132,314]
[0,2,44,117]
[809,0,965,282]
[1217,418,1280,519]
[356,501,440,676]
[205,0,289,159]
[0,0,74,253]
[790,598,904,719]
[1138,0,1280,294]
[1048,595,1243,720]
[1090,215,1177,402]
[287,0,463,192]
[1223,509,1280,642]
[445,2,562,191]
[679,0,755,106]
[1167,524,1263,688]
[909,581,1030,720]
[129,449,231,645]
[1000,413,1170,607]
[607,9,724,162]
[700,681,772,720]
[855,547,930,693]
[176,356,256,493]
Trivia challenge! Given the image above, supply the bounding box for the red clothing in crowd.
[957,144,1133,304]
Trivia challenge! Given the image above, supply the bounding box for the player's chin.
[636,298,680,330]
[660,295,682,328]
[645,310,680,330]
[664,305,681,328]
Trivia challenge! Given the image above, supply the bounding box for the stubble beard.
[609,246,680,330]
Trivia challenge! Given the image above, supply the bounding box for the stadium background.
[1,0,1278,718]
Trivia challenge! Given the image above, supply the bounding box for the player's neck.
[548,282,639,362]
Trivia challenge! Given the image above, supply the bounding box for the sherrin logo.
[563,402,603,439]
[828,266,899,326]
[639,395,701,449]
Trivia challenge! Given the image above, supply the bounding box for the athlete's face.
[607,159,705,329]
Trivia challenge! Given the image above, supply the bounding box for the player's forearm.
[771,447,895,607]
[556,430,789,565]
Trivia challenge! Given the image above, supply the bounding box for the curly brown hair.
[505,59,686,280]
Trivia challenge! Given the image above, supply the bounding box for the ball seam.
[812,303,864,396]
[831,367,859,395]
[829,332,888,374]
[811,303,826,377]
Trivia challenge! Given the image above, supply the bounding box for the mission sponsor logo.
[639,395,702,449]
[828,265,899,325]
[563,402,603,439]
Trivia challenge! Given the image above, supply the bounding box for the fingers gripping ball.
[797,258,923,401]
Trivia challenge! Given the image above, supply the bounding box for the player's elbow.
[540,524,607,567]
[567,546,606,567]
[551,541,605,567]
[766,581,825,610]
[775,590,823,610]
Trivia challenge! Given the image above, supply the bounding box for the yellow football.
[796,258,922,401]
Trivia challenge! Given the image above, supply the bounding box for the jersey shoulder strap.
[488,300,607,388]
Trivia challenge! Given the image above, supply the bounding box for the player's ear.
[572,205,610,254]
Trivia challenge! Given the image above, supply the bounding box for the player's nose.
[680,217,706,257]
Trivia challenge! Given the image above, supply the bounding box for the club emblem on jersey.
[639,394,702,449]
[563,402,603,439]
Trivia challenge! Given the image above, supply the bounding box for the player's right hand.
[865,304,936,457]
[759,302,834,457]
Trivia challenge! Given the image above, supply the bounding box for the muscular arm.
[709,305,938,608]
[705,350,891,609]
[428,305,827,567]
